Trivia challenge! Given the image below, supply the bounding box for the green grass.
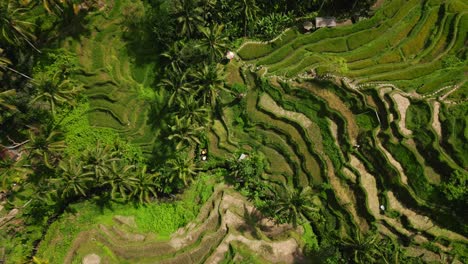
[36,174,216,263]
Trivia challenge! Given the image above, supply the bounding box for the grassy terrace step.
[246,91,321,185]
[57,185,303,263]
[62,3,158,155]
[237,0,467,95]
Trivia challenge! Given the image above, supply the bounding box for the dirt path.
[431,101,442,138]
[391,93,412,136]
[350,155,380,217]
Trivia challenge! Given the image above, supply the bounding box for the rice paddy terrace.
[215,0,467,261]
[63,1,158,154]
[42,0,467,262]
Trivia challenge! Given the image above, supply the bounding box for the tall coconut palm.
[103,161,138,200]
[236,0,260,36]
[0,158,33,191]
[176,94,211,127]
[273,183,318,227]
[0,0,40,52]
[36,0,66,14]
[131,166,160,203]
[52,159,93,198]
[161,40,187,70]
[171,0,204,39]
[165,156,198,186]
[0,47,33,80]
[82,142,119,182]
[31,71,82,118]
[0,89,17,112]
[167,115,204,150]
[198,23,229,62]
[341,231,382,264]
[191,64,227,108]
[26,128,66,168]
[159,65,191,107]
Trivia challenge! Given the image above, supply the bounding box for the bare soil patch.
[431,101,442,138]
[350,155,380,217]
[391,93,412,136]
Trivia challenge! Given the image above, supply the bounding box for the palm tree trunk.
[2,65,34,80]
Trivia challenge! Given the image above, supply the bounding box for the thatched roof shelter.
[315,17,337,28]
[303,21,314,31]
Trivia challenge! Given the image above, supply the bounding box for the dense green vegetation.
[0,0,467,263]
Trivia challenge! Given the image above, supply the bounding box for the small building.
[315,17,337,28]
[303,21,314,31]
[225,51,235,60]
[0,147,21,162]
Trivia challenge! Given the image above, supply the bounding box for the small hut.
[0,147,21,162]
[303,21,314,32]
[315,17,337,28]
[225,51,235,61]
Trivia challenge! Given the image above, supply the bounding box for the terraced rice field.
[42,0,466,262]
[63,1,158,154]
[210,0,467,261]
[238,0,467,96]
[43,185,304,264]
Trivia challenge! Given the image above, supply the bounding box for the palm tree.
[82,142,119,182]
[0,47,33,80]
[273,183,318,227]
[0,89,17,112]
[31,71,82,118]
[165,156,198,186]
[198,23,229,62]
[340,231,382,264]
[131,166,160,203]
[161,40,187,69]
[167,116,204,150]
[236,0,260,36]
[0,0,40,52]
[37,0,66,14]
[0,158,33,191]
[171,0,204,39]
[26,127,66,168]
[175,94,211,127]
[52,159,93,198]
[191,64,227,108]
[103,161,138,200]
[159,65,191,107]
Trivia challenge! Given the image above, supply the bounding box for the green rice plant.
[362,60,443,84]
[376,51,403,64]
[266,50,309,73]
[256,43,296,65]
[400,7,440,58]
[447,0,468,12]
[384,141,433,200]
[347,58,376,70]
[307,37,348,53]
[346,27,389,51]
[439,103,468,169]
[348,62,411,78]
[422,13,455,61]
